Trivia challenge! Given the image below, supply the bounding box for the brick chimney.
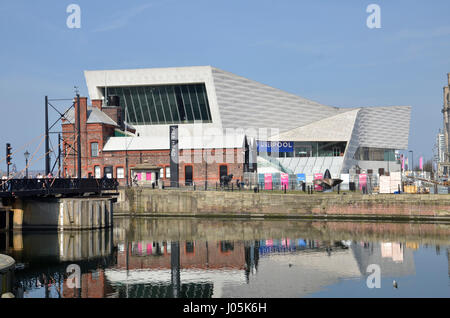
[91,99,103,110]
[74,96,88,126]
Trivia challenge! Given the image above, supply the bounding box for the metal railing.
[0,178,118,196]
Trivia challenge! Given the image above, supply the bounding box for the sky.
[1,0,449,172]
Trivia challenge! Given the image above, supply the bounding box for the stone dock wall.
[11,197,114,231]
[114,188,450,222]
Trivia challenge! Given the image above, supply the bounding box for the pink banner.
[264,173,272,190]
[314,173,323,191]
[402,158,405,170]
[419,157,423,170]
[281,173,289,189]
[136,173,142,181]
[146,172,152,181]
[147,243,152,255]
[359,173,367,190]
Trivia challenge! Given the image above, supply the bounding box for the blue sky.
[1,0,450,171]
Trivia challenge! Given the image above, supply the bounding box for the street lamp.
[409,150,414,173]
[24,150,30,178]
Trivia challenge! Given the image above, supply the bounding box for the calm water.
[1,218,449,298]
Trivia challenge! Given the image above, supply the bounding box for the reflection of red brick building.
[117,241,246,270]
[63,270,106,298]
[62,97,250,186]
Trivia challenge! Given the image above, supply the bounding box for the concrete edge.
[112,213,450,223]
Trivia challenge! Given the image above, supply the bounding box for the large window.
[354,147,396,161]
[260,141,347,158]
[101,83,212,125]
[116,167,124,179]
[91,142,99,157]
[165,166,170,179]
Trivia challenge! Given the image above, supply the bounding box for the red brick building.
[61,97,252,187]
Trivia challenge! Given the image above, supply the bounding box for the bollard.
[284,185,286,194]
[337,184,340,194]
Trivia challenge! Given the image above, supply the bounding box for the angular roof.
[268,108,360,142]
[355,106,411,149]
[211,67,343,133]
[83,66,411,150]
[65,107,118,126]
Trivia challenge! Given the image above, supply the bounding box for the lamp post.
[24,150,30,178]
[409,150,414,173]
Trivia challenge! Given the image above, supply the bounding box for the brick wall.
[62,98,245,186]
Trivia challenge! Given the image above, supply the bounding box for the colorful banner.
[297,173,306,184]
[169,125,179,187]
[281,173,289,189]
[264,173,273,190]
[314,173,323,191]
[359,173,367,191]
[419,157,423,170]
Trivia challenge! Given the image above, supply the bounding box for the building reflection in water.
[2,229,115,298]
[448,248,450,278]
[2,219,447,298]
[107,237,419,298]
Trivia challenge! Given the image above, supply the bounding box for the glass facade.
[101,84,212,125]
[353,147,396,161]
[259,141,347,158]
